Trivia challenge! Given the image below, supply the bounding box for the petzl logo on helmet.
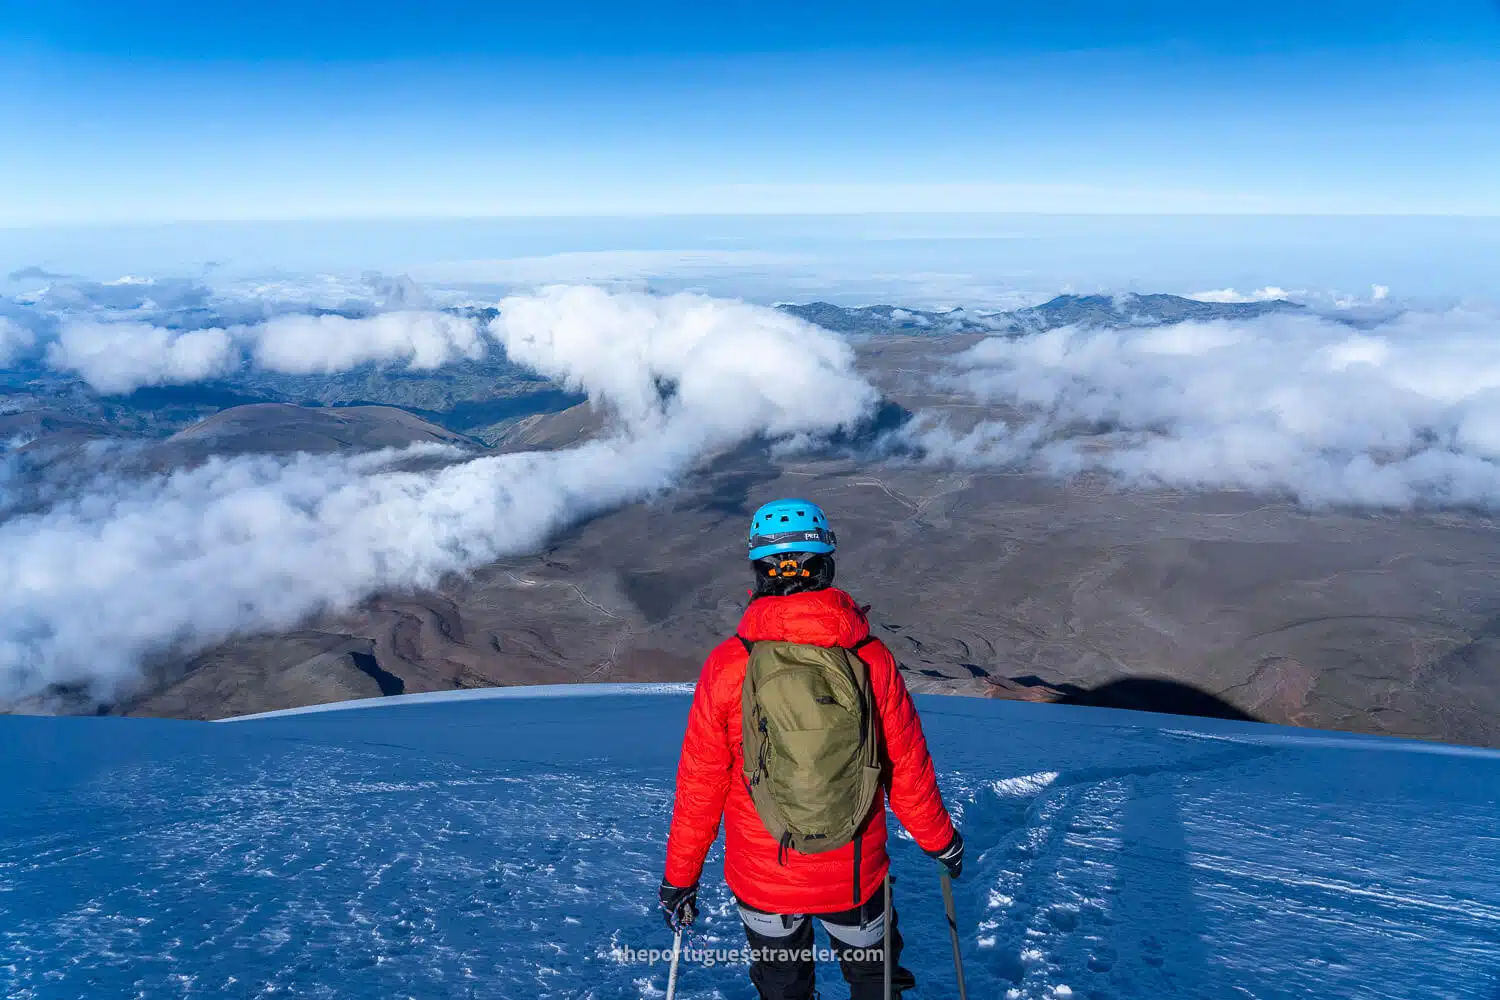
[748,527,833,550]
[746,499,836,560]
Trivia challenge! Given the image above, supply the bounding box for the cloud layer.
[0,287,874,706]
[0,317,36,367]
[40,311,489,392]
[251,311,486,375]
[46,322,238,393]
[913,307,1500,509]
[3,270,487,392]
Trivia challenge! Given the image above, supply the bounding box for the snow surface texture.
[4,692,1500,999]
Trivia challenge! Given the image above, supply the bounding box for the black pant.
[738,884,917,1000]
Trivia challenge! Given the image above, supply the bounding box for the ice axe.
[883,873,893,999]
[666,925,683,1000]
[941,871,968,1000]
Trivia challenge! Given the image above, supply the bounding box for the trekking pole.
[940,871,968,1000]
[882,873,893,1000]
[666,926,683,1000]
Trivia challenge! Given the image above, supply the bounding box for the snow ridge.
[219,682,696,722]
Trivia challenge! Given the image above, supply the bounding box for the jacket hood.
[737,587,871,647]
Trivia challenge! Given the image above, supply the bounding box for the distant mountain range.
[0,293,1305,453]
[779,292,1306,336]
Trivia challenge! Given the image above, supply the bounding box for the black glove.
[659,880,698,931]
[928,830,965,880]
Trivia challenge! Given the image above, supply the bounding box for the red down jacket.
[663,587,956,915]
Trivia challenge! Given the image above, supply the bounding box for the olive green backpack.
[739,636,883,859]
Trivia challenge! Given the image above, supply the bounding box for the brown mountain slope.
[106,337,1500,746]
[118,450,1500,746]
[160,402,475,459]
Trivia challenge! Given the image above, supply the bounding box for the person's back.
[659,498,964,1000]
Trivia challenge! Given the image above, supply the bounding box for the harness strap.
[852,831,863,905]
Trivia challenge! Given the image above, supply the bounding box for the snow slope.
[3,689,1499,999]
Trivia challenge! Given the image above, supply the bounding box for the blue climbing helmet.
[747,499,837,561]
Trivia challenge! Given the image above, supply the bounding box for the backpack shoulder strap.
[739,635,873,654]
[842,635,885,783]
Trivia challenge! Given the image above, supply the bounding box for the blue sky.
[2,1,1499,224]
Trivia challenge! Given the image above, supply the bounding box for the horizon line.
[5,210,1500,231]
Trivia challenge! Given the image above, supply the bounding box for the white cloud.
[0,288,875,706]
[41,310,489,392]
[493,285,874,439]
[0,317,36,366]
[1186,289,1243,303]
[19,276,213,313]
[251,311,485,374]
[911,307,1500,509]
[1186,286,1292,303]
[46,322,237,393]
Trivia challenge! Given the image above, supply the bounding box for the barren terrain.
[107,335,1500,747]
